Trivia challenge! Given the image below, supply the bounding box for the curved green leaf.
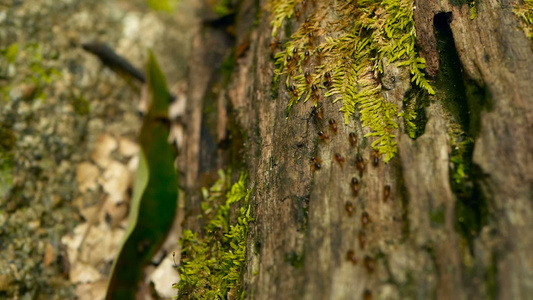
[106,51,178,300]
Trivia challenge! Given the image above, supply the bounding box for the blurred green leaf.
[106,51,178,300]
[1,43,18,63]
[146,0,179,12]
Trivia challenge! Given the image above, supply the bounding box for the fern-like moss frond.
[269,0,434,162]
[514,0,533,42]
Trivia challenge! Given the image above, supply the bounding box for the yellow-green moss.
[0,42,61,101]
[146,0,180,12]
[69,95,90,116]
[0,127,15,197]
[514,0,533,42]
[177,171,253,300]
[269,0,434,162]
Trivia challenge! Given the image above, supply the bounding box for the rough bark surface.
[414,0,533,299]
[179,0,533,299]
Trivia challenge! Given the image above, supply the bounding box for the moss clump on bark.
[268,0,434,162]
[402,86,430,138]
[177,171,254,300]
[514,0,533,43]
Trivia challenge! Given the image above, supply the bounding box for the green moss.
[220,50,236,86]
[429,208,445,226]
[295,195,309,232]
[146,0,179,12]
[268,0,434,162]
[0,42,61,101]
[0,152,14,198]
[0,127,16,152]
[214,0,234,16]
[0,127,15,198]
[0,43,18,64]
[25,43,62,87]
[268,0,296,37]
[485,252,499,299]
[69,95,90,116]
[177,171,254,300]
[285,250,305,268]
[514,0,533,43]
[402,87,430,139]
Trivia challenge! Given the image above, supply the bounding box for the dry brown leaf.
[76,162,100,193]
[75,279,107,300]
[149,255,180,299]
[90,134,118,168]
[69,262,102,283]
[43,242,55,267]
[99,160,130,204]
[118,137,139,157]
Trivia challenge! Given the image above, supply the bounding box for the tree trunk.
[179,0,533,299]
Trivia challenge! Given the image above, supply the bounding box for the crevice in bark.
[430,10,502,299]
[432,11,491,255]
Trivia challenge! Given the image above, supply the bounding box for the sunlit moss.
[268,0,434,162]
[514,0,533,43]
[177,171,254,300]
[146,0,180,12]
[214,0,234,16]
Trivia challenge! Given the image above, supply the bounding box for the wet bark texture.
[180,0,533,299]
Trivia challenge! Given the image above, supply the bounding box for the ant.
[334,153,345,168]
[308,31,315,46]
[269,38,282,53]
[304,17,311,31]
[356,153,365,176]
[311,105,323,121]
[310,156,322,171]
[328,119,338,133]
[324,71,333,88]
[364,255,375,274]
[350,177,360,196]
[315,47,323,64]
[292,47,299,63]
[305,71,312,85]
[311,84,320,100]
[345,201,354,217]
[384,185,391,201]
[372,150,380,167]
[358,229,366,249]
[286,55,293,70]
[363,289,373,300]
[294,7,301,20]
[349,132,357,147]
[346,250,358,265]
[361,211,370,228]
[318,130,329,141]
[289,84,298,98]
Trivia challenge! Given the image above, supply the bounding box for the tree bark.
[179,0,533,299]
